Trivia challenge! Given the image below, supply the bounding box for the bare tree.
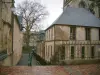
[15,0,48,50]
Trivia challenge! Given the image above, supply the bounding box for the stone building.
[23,31,39,48]
[36,30,45,59]
[63,0,100,18]
[45,7,100,64]
[0,0,23,66]
[29,31,39,47]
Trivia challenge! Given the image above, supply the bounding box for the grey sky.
[15,0,63,29]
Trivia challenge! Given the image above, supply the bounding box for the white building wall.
[13,17,23,65]
[91,28,99,40]
[45,24,100,64]
[46,26,54,41]
[45,42,54,62]
[55,25,70,40]
[76,27,85,40]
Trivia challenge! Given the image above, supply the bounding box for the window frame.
[85,28,91,40]
[99,28,100,40]
[51,46,52,57]
[71,46,74,59]
[81,46,85,59]
[70,26,76,40]
[91,46,95,58]
[60,45,65,60]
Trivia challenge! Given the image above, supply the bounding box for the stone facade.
[35,0,100,65]
[12,16,23,66]
[45,25,100,64]
[63,0,100,18]
[0,0,23,66]
[36,31,45,59]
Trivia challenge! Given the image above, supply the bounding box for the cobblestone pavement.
[0,64,100,75]
[17,54,40,66]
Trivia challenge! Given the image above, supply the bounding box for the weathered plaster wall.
[76,27,85,40]
[55,25,70,40]
[45,42,54,62]
[13,17,23,65]
[91,28,99,40]
[37,41,45,59]
[46,26,54,41]
[44,24,100,64]
[0,0,13,66]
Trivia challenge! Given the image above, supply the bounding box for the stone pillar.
[0,1,3,51]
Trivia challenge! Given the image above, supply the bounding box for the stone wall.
[13,16,23,65]
[0,0,23,66]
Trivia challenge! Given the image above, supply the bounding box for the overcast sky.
[15,0,63,29]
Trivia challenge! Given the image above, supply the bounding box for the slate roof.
[52,7,100,27]
[17,16,23,31]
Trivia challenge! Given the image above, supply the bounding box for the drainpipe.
[11,0,14,66]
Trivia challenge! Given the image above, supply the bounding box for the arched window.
[79,0,87,8]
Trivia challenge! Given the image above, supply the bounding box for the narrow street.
[17,53,40,66]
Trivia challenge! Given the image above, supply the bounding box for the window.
[45,45,47,56]
[99,8,100,18]
[91,46,95,58]
[48,46,49,58]
[70,27,76,40]
[61,45,65,60]
[79,1,86,8]
[0,50,7,61]
[99,28,100,40]
[49,29,51,40]
[81,46,85,59]
[86,28,90,40]
[71,46,74,59]
[46,32,48,40]
[51,46,52,56]
[48,30,49,40]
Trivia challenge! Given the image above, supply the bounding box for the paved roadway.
[17,53,40,66]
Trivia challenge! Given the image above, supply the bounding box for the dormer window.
[79,0,87,8]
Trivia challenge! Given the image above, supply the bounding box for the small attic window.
[89,3,95,14]
[79,0,87,8]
